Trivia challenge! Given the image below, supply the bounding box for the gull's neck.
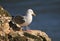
[26,13,32,17]
[26,13,33,21]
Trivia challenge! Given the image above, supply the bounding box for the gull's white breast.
[20,14,32,26]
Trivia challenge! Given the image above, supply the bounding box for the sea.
[0,0,60,41]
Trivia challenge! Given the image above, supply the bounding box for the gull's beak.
[32,13,36,16]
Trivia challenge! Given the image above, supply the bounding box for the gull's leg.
[26,26,30,30]
[26,26,31,32]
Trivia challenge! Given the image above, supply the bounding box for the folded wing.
[13,15,25,25]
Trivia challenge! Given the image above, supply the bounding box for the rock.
[0,6,11,35]
[24,30,51,41]
[8,29,51,41]
[0,17,11,34]
[0,6,11,17]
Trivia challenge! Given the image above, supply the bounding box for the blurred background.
[0,0,60,41]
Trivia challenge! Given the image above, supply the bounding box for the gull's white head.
[27,9,36,16]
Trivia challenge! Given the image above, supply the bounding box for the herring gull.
[13,9,36,31]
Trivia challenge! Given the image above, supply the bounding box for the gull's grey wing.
[13,15,25,24]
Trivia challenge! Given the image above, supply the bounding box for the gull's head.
[27,9,36,16]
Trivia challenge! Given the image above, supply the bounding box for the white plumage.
[13,9,36,30]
